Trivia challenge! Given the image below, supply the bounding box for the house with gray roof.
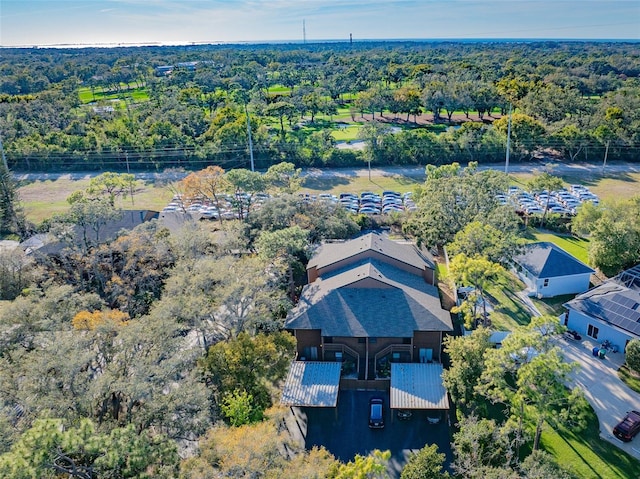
[512,242,594,298]
[31,210,158,256]
[564,264,640,353]
[283,232,452,411]
[307,232,436,285]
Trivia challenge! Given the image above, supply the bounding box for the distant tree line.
[0,41,639,171]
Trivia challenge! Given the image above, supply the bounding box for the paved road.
[12,161,640,182]
[558,336,640,459]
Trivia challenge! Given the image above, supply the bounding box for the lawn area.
[300,173,421,197]
[531,294,575,317]
[540,409,640,479]
[78,85,149,104]
[470,396,638,477]
[330,124,362,142]
[19,178,92,223]
[18,177,173,224]
[484,271,532,330]
[530,231,591,265]
[266,84,291,95]
[618,365,640,394]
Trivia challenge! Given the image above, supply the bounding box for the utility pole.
[602,140,610,175]
[0,134,7,170]
[303,19,306,44]
[505,104,512,174]
[245,103,255,172]
[125,151,135,205]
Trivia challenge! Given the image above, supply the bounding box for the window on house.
[543,278,549,287]
[323,336,333,344]
[402,338,411,344]
[587,324,599,339]
[369,337,377,344]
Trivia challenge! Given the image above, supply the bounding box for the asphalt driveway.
[288,390,453,478]
[559,336,640,459]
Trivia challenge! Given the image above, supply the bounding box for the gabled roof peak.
[308,231,434,272]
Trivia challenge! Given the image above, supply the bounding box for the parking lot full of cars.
[162,183,598,220]
[162,190,418,220]
[497,184,600,216]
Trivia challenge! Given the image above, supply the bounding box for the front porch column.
[365,337,369,380]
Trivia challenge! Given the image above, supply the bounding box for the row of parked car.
[308,190,418,215]
[161,192,271,220]
[496,184,600,216]
[162,190,420,220]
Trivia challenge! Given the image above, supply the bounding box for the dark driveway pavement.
[299,390,453,478]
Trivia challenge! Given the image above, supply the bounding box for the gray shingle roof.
[286,259,452,337]
[565,272,640,337]
[35,210,159,256]
[307,232,434,272]
[514,242,594,279]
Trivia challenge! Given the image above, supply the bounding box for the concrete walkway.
[515,291,543,317]
[557,336,640,459]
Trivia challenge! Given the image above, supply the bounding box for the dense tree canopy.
[404,162,514,248]
[1,41,639,172]
[571,195,640,276]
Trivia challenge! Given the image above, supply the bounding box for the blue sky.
[1,0,638,47]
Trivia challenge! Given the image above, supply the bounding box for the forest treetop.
[1,40,639,172]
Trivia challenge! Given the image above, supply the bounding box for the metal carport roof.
[390,363,450,410]
[281,361,342,407]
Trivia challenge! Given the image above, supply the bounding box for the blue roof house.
[512,242,594,298]
[563,265,640,353]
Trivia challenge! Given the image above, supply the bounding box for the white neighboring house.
[512,242,594,298]
[563,264,640,353]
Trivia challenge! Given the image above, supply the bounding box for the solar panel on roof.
[615,295,638,308]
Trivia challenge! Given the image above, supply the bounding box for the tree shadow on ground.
[301,176,351,190]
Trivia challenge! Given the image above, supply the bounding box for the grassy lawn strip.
[618,365,640,394]
[531,231,590,265]
[300,174,421,197]
[531,294,575,317]
[540,410,640,479]
[485,271,531,330]
[18,178,173,224]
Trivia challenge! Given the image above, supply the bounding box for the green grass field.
[330,124,363,142]
[531,231,591,265]
[266,84,291,95]
[18,177,173,223]
[78,84,149,104]
[541,410,640,479]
